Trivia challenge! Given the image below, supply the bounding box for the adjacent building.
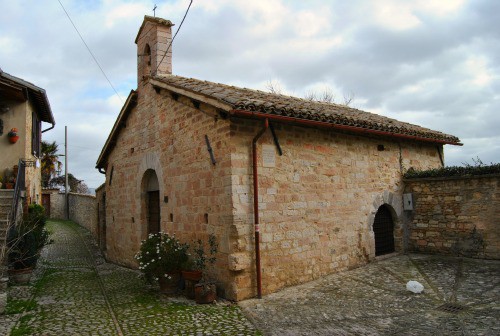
[0,69,55,288]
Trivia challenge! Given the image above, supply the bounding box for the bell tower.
[135,16,174,84]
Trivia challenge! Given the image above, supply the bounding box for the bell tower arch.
[135,16,174,84]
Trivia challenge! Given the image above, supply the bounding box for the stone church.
[95,16,461,301]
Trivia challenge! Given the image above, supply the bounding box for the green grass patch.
[32,268,59,292]
[10,314,35,336]
[5,299,37,315]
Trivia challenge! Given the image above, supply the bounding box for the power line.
[57,0,123,102]
[155,0,193,74]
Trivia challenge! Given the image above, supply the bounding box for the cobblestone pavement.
[240,254,500,335]
[1,220,260,336]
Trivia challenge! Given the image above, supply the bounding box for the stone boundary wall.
[68,193,97,238]
[44,192,98,238]
[404,174,499,259]
[49,193,65,220]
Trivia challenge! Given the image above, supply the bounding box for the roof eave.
[150,77,233,111]
[96,90,138,169]
[0,71,55,124]
[230,109,463,146]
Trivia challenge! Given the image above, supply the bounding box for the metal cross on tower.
[153,4,157,17]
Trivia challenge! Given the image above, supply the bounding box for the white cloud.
[0,0,498,187]
[104,2,149,28]
[463,56,494,87]
[370,0,466,30]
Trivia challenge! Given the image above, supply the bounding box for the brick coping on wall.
[69,192,96,199]
[404,173,500,183]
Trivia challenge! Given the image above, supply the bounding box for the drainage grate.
[436,303,467,314]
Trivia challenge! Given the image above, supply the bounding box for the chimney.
[135,16,174,84]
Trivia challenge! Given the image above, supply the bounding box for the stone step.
[0,196,13,207]
[0,219,7,241]
[0,203,11,214]
[0,190,14,196]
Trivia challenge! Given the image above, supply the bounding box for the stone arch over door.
[368,191,402,258]
[138,152,164,238]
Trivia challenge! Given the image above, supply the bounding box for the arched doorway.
[373,204,395,256]
[143,169,160,234]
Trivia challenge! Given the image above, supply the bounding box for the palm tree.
[41,141,62,188]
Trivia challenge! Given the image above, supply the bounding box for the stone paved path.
[1,220,260,335]
[240,254,500,335]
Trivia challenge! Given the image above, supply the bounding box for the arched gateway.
[373,204,395,256]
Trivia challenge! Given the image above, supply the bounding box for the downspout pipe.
[42,123,55,133]
[252,118,269,299]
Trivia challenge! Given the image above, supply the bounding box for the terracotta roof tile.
[154,75,460,144]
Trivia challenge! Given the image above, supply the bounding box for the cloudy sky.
[1,0,498,188]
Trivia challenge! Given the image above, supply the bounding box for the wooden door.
[148,190,160,234]
[42,194,51,218]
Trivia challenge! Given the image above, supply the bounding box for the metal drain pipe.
[252,118,269,299]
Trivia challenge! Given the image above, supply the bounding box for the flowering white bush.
[134,232,189,283]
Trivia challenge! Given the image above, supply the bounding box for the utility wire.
[155,0,193,74]
[57,0,123,102]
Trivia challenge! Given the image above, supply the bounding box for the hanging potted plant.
[7,128,19,144]
[135,232,189,294]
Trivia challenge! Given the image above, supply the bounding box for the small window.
[144,44,151,66]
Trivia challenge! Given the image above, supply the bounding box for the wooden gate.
[42,193,51,218]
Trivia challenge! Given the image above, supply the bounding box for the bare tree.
[267,79,354,106]
[266,80,284,95]
[342,91,355,106]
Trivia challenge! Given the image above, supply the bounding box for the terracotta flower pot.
[8,135,19,144]
[182,270,203,299]
[158,272,180,294]
[181,270,202,282]
[194,282,217,304]
[8,128,19,144]
[8,267,34,284]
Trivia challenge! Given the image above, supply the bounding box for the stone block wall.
[228,119,444,299]
[103,85,235,297]
[44,192,98,238]
[47,192,65,220]
[404,175,499,259]
[68,193,98,238]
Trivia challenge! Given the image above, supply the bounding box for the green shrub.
[134,232,189,283]
[404,158,500,179]
[7,204,50,269]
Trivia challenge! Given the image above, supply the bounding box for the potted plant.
[7,128,19,144]
[135,232,189,294]
[7,204,50,283]
[190,234,219,304]
[182,233,218,300]
[3,169,14,189]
